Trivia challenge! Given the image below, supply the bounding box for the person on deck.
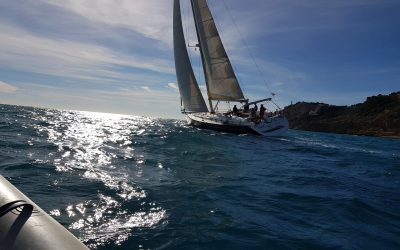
[259,104,266,118]
[232,105,238,115]
[250,107,256,118]
[243,104,249,113]
[254,104,258,112]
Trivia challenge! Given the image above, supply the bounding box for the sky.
[0,0,399,119]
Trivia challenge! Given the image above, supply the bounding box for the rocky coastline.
[282,92,400,138]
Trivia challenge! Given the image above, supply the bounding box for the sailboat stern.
[253,115,289,136]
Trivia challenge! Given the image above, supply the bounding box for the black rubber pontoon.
[0,176,89,250]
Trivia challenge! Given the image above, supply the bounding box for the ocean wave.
[1,105,399,249]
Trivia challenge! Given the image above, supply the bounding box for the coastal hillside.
[282,92,400,137]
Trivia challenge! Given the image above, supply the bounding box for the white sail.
[191,0,246,102]
[173,0,208,112]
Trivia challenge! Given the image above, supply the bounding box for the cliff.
[282,92,400,137]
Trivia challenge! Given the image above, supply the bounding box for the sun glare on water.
[31,110,168,248]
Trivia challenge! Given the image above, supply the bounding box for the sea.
[0,104,399,250]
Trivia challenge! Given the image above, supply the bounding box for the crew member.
[232,105,238,115]
[243,104,249,112]
[259,104,266,118]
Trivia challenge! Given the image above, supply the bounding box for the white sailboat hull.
[186,113,288,136]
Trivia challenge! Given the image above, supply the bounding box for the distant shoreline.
[283,92,400,138]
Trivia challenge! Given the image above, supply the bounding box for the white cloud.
[42,0,173,46]
[0,23,173,86]
[0,1,301,92]
[141,86,151,92]
[38,0,260,49]
[0,81,18,93]
[166,82,178,90]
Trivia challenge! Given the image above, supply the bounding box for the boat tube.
[0,175,89,250]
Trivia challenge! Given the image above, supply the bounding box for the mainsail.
[191,0,246,102]
[173,0,208,112]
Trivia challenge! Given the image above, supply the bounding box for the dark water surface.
[1,104,399,249]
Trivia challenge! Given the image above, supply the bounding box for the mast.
[190,0,214,113]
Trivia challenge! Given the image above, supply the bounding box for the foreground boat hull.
[0,176,89,250]
[187,113,288,136]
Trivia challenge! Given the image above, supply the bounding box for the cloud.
[42,0,173,46]
[141,86,151,92]
[0,81,18,93]
[166,82,178,90]
[0,0,304,94]
[0,23,173,86]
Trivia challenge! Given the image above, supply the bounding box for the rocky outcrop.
[282,92,400,137]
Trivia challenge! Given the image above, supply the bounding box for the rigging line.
[185,0,202,84]
[221,0,275,99]
[183,0,192,64]
[271,100,282,111]
[198,52,202,88]
[186,0,192,47]
[183,0,195,66]
[185,1,202,91]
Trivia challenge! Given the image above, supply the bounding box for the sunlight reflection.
[31,110,169,248]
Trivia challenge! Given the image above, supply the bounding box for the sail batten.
[173,0,208,113]
[191,0,246,102]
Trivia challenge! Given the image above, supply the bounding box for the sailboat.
[173,0,289,136]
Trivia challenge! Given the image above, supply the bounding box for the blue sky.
[0,0,399,118]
